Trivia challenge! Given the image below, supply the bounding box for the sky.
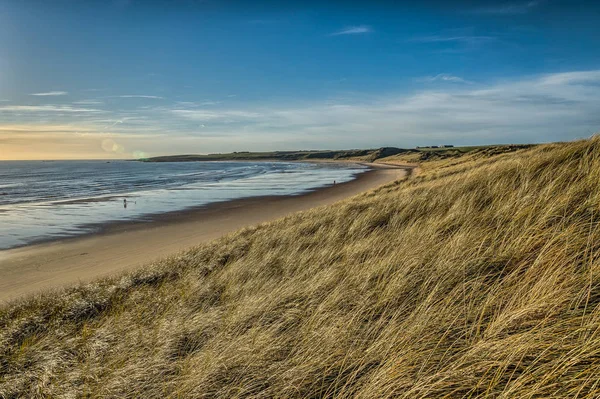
[1,0,600,160]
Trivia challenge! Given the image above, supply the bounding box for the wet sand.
[0,164,410,303]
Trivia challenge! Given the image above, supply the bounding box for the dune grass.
[2,138,600,398]
[376,144,534,171]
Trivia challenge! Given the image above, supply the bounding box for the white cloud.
[0,105,102,113]
[408,35,495,44]
[330,25,372,36]
[73,99,104,105]
[0,124,95,133]
[3,69,600,158]
[175,101,222,107]
[171,109,261,122]
[30,91,68,96]
[408,33,497,53]
[419,74,472,84]
[117,95,164,99]
[164,70,600,146]
[538,70,600,86]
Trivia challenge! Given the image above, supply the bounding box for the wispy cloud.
[409,35,495,45]
[164,70,600,147]
[171,109,261,122]
[73,99,104,105]
[0,124,98,133]
[3,70,600,158]
[0,105,102,113]
[330,25,372,36]
[30,91,68,96]
[175,101,222,108]
[538,70,600,85]
[103,120,123,130]
[419,74,472,84]
[472,0,543,15]
[408,32,497,54]
[117,95,164,99]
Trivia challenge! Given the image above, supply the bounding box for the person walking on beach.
[123,198,127,208]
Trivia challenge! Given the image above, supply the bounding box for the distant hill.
[141,144,533,164]
[141,147,409,163]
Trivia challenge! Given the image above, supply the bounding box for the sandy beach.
[0,164,409,303]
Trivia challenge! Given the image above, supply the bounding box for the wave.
[0,160,367,250]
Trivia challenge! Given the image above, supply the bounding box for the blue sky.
[1,0,599,159]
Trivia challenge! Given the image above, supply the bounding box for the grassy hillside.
[141,145,529,164]
[141,147,408,163]
[2,138,600,398]
[377,144,534,170]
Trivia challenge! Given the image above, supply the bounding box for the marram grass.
[2,138,600,398]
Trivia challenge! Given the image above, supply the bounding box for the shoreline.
[0,161,371,251]
[0,164,410,303]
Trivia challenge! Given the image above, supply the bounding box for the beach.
[0,164,408,303]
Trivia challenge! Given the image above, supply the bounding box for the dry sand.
[0,165,409,303]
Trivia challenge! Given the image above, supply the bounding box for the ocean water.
[0,160,367,250]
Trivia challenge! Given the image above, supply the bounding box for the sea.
[0,160,367,250]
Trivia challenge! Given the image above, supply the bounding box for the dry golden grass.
[2,138,600,398]
[376,144,534,172]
